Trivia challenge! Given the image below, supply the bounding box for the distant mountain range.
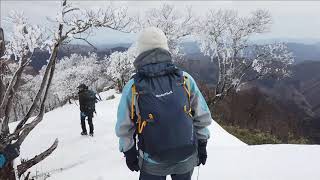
[183,57,320,143]
[180,41,320,64]
[22,39,320,143]
[29,44,128,71]
[28,40,320,72]
[286,43,320,63]
[179,48,320,143]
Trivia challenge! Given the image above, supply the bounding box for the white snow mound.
[10,90,319,180]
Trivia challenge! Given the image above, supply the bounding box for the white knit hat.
[136,27,169,55]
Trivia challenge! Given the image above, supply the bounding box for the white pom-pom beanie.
[136,27,169,55]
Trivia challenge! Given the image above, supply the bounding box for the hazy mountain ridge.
[181,41,320,64]
[28,41,320,72]
[29,44,128,71]
[180,51,320,143]
[287,43,320,63]
[292,61,320,117]
[210,61,320,143]
[24,41,320,143]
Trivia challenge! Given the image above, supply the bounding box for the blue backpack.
[130,62,197,163]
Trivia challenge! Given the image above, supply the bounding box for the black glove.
[3,144,20,163]
[197,139,207,166]
[124,145,140,172]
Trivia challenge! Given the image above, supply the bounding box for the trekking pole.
[74,100,79,107]
[97,93,102,101]
[196,165,200,180]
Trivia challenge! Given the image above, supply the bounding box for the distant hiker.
[0,144,20,169]
[115,27,212,180]
[77,84,98,136]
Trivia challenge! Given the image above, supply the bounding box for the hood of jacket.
[134,48,172,69]
[133,48,177,77]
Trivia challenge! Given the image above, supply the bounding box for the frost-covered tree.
[134,4,195,61]
[0,0,131,178]
[1,64,36,123]
[194,9,294,105]
[103,48,135,92]
[0,10,55,180]
[0,11,48,135]
[49,53,102,103]
[0,28,9,101]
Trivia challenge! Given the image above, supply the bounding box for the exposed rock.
[105,94,115,100]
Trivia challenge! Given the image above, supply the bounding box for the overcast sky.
[1,1,320,45]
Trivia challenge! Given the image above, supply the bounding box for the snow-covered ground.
[11,90,320,180]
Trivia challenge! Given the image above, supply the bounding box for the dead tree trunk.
[0,27,7,106]
[0,28,5,58]
[0,162,16,180]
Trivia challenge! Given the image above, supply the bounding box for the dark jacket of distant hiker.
[78,89,97,114]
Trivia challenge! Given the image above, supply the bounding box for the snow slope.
[11,90,320,180]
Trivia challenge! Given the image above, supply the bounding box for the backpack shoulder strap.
[183,75,192,117]
[183,75,191,93]
[131,84,136,121]
[130,83,147,133]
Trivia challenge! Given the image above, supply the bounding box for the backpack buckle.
[146,113,154,123]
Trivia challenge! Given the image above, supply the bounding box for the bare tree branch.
[23,172,31,180]
[14,42,59,133]
[17,139,58,177]
[0,28,5,57]
[73,37,97,51]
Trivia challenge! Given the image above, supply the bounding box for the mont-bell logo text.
[155,91,173,98]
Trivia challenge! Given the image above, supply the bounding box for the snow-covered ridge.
[10,90,319,180]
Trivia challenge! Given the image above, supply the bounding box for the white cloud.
[1,1,320,44]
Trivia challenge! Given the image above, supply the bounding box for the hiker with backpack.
[0,144,20,169]
[115,27,212,180]
[77,84,98,136]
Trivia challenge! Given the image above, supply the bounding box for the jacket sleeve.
[0,154,6,168]
[183,72,212,140]
[115,79,136,153]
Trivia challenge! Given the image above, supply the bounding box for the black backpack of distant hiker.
[130,62,197,163]
[79,89,97,113]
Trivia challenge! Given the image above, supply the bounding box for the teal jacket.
[0,154,6,168]
[116,48,213,175]
[115,71,212,162]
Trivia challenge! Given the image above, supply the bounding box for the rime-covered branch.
[60,3,132,40]
[194,9,294,104]
[0,12,47,135]
[133,4,195,61]
[103,48,136,92]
